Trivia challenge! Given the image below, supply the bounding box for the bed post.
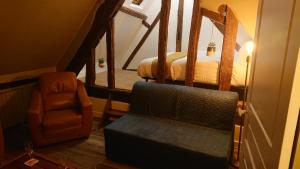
[218,5,238,91]
[157,0,171,83]
[176,0,184,52]
[185,0,202,86]
[106,19,116,89]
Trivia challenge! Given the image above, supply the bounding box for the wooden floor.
[80,69,143,90]
[4,119,239,169]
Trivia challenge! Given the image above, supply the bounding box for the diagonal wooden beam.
[176,0,184,52]
[157,0,171,83]
[120,6,147,20]
[218,5,238,91]
[122,12,161,70]
[185,0,202,86]
[66,0,125,74]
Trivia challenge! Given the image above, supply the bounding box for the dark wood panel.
[157,0,171,83]
[185,0,202,86]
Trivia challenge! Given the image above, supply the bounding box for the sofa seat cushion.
[104,114,232,169]
[42,109,82,133]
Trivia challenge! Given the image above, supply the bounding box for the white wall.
[95,0,252,70]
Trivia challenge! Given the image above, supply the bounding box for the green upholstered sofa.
[104,81,238,169]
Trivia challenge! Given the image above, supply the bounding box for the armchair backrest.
[38,72,79,112]
[130,81,238,131]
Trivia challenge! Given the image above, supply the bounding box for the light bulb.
[246,41,255,56]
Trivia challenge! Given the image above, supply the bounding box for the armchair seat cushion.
[42,109,82,132]
[105,114,232,168]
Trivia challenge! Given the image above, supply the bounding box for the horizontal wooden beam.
[85,85,132,103]
[120,6,147,20]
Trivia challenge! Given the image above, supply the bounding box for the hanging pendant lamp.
[207,22,216,57]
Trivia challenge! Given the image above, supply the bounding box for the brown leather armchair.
[28,72,93,147]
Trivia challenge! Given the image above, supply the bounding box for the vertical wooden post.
[85,47,96,86]
[157,0,171,83]
[219,5,238,90]
[185,0,202,86]
[176,0,184,52]
[106,19,115,89]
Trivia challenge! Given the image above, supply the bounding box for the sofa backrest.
[130,81,238,131]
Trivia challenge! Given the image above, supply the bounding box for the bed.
[138,50,248,87]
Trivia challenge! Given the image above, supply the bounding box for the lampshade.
[207,42,216,56]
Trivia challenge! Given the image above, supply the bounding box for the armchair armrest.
[77,80,92,109]
[28,87,43,124]
[28,87,44,145]
[77,80,93,135]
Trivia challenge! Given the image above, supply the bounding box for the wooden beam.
[120,6,148,21]
[85,85,132,103]
[106,19,116,89]
[85,47,96,86]
[176,0,184,52]
[211,19,241,51]
[142,20,151,29]
[202,8,225,24]
[122,12,161,70]
[157,0,171,83]
[201,7,241,51]
[185,0,202,86]
[218,5,238,90]
[66,0,124,74]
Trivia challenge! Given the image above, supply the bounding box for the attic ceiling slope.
[0,0,102,77]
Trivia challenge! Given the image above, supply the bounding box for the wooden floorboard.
[4,120,239,169]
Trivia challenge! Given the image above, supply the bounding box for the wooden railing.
[66,0,239,102]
